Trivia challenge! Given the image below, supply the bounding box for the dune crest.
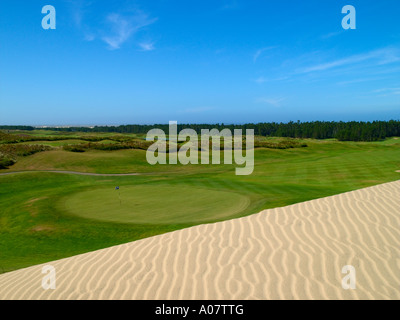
[1,180,399,300]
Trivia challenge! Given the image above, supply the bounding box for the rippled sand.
[1,180,399,300]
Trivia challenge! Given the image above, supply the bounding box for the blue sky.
[0,0,399,125]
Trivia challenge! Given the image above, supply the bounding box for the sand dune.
[1,180,399,300]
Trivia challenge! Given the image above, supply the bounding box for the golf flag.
[115,186,119,190]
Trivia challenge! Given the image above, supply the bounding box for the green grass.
[62,185,250,224]
[0,132,399,274]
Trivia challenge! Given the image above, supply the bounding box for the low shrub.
[63,140,154,152]
[0,154,16,169]
[63,145,86,152]
[254,139,308,149]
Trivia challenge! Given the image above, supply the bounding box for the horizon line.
[1,119,400,128]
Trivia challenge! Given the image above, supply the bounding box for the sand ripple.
[1,181,399,300]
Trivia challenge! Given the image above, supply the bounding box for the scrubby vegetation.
[254,139,307,149]
[0,144,52,157]
[63,140,153,152]
[0,131,122,144]
[62,137,307,153]
[0,153,16,169]
[0,144,52,168]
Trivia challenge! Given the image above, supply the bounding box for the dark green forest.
[1,120,400,141]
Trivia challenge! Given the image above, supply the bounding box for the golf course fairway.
[62,185,251,224]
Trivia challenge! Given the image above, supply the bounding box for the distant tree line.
[1,120,400,142]
[0,125,35,131]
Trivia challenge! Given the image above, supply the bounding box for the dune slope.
[1,180,399,300]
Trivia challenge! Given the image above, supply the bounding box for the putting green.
[62,185,251,224]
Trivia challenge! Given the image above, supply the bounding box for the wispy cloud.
[337,77,385,86]
[261,47,400,87]
[67,0,95,40]
[67,1,158,51]
[253,46,277,63]
[66,0,86,28]
[138,41,155,51]
[255,97,286,107]
[320,31,344,40]
[372,87,400,96]
[84,33,95,41]
[254,76,268,84]
[253,76,289,84]
[298,47,400,74]
[102,12,157,50]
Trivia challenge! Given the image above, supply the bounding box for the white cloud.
[336,77,385,86]
[254,76,268,84]
[66,0,85,28]
[253,46,277,63]
[372,87,400,93]
[298,47,400,74]
[138,42,155,51]
[102,12,157,50]
[67,0,96,40]
[320,31,343,39]
[66,1,158,51]
[253,76,289,84]
[372,87,400,96]
[84,33,95,41]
